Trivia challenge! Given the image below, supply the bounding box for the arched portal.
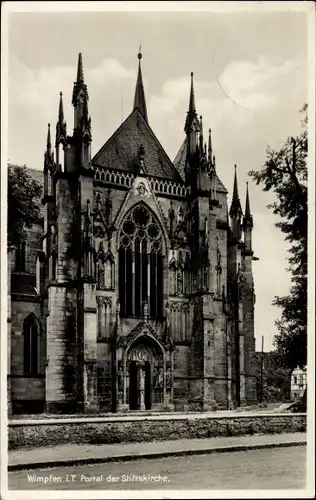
[123,337,164,411]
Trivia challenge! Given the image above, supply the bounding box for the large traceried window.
[119,204,163,319]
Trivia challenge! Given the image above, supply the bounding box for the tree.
[253,351,291,403]
[7,164,43,247]
[249,105,307,370]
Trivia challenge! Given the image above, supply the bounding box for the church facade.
[8,53,257,414]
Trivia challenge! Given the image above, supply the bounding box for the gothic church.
[8,52,257,414]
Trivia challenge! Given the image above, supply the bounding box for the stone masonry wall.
[242,252,257,404]
[46,176,77,412]
[10,299,45,409]
[97,342,112,412]
[173,345,190,410]
[8,414,306,450]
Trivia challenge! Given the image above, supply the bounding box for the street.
[9,445,306,490]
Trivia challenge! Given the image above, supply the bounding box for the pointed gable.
[92,108,183,183]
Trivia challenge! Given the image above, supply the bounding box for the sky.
[6,4,309,351]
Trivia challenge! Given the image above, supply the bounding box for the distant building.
[8,52,257,415]
[290,367,307,401]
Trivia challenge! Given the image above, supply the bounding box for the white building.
[290,367,307,400]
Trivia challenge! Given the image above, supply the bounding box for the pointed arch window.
[23,314,40,376]
[97,297,112,337]
[119,204,163,319]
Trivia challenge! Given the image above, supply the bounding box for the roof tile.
[92,109,183,183]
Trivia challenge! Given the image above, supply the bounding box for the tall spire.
[189,72,196,112]
[72,52,88,106]
[229,164,242,217]
[56,92,67,144]
[44,122,54,169]
[232,164,239,201]
[199,115,204,151]
[208,128,213,162]
[77,52,84,83]
[243,181,253,230]
[245,182,251,217]
[44,122,54,196]
[133,46,148,123]
[46,123,52,156]
[58,92,64,124]
[72,53,91,138]
[184,72,198,133]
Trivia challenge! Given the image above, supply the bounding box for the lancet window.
[23,314,41,376]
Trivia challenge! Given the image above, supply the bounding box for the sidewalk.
[8,432,306,471]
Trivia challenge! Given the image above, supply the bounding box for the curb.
[8,439,307,472]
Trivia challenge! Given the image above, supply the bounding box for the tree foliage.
[249,105,307,370]
[7,164,43,247]
[253,351,291,403]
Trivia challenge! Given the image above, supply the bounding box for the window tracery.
[119,204,163,318]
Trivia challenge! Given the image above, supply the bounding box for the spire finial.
[47,123,51,146]
[229,164,242,217]
[72,53,89,107]
[199,115,204,150]
[245,181,251,218]
[133,46,148,123]
[189,72,196,115]
[56,91,67,146]
[46,122,52,157]
[233,164,239,200]
[184,71,198,133]
[208,128,213,162]
[58,92,64,123]
[77,52,84,83]
[138,44,142,59]
[243,181,253,233]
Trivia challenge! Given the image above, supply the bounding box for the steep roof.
[92,108,183,183]
[173,138,228,194]
[173,138,187,181]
